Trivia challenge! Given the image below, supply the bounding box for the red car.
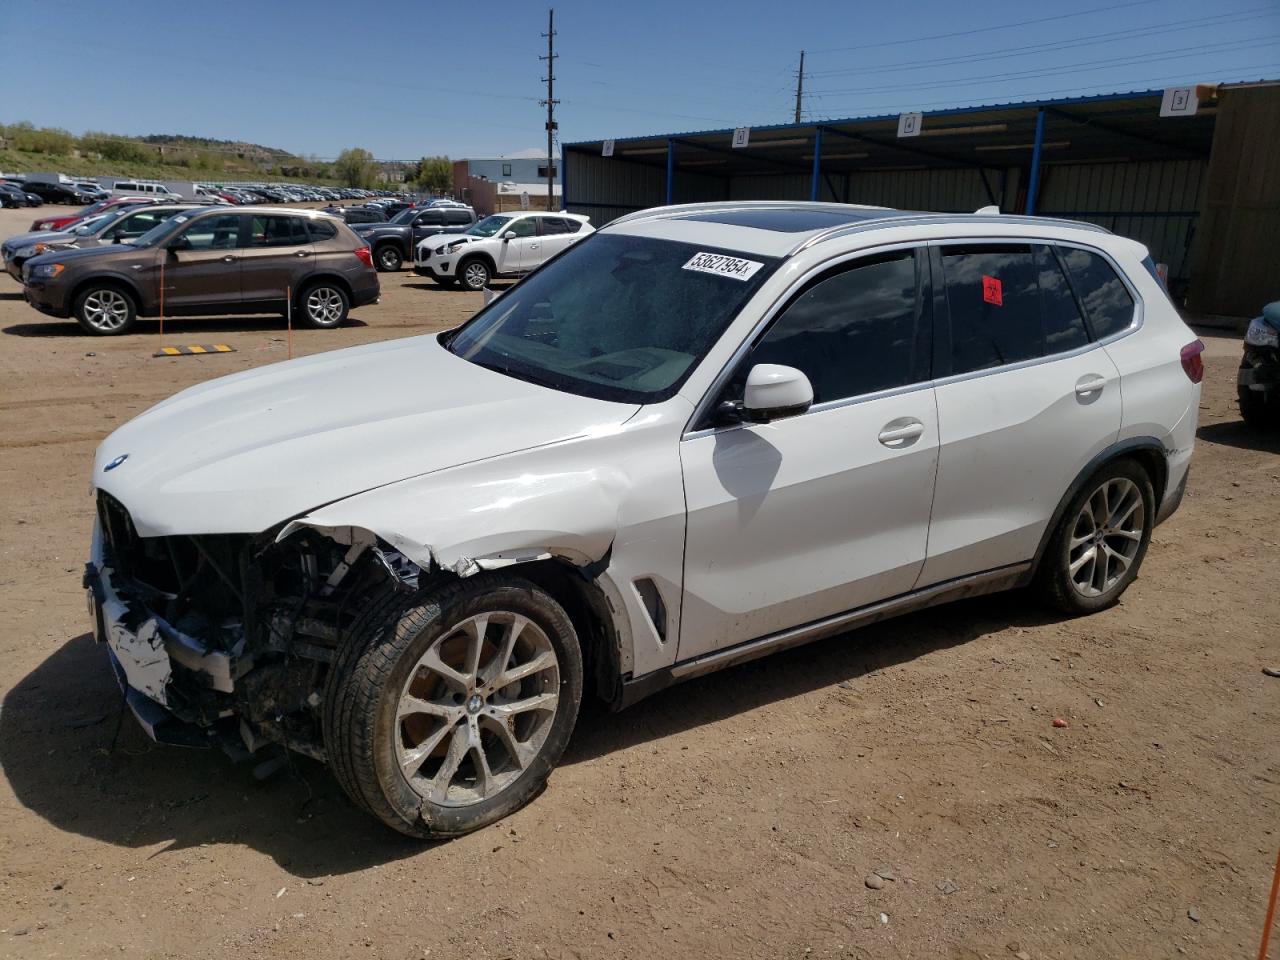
[29,196,159,232]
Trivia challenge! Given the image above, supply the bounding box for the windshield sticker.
[682,251,764,281]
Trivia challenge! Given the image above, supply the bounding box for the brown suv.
[23,206,380,335]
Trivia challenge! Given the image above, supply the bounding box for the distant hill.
[138,134,300,164]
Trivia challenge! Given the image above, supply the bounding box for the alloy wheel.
[305,287,345,325]
[1067,476,1144,598]
[462,262,488,289]
[82,289,130,332]
[395,611,560,807]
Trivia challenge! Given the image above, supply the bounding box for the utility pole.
[540,9,559,210]
[794,49,805,124]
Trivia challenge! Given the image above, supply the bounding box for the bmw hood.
[3,229,77,255]
[93,335,639,537]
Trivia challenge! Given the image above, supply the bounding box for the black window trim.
[927,236,1144,386]
[685,240,934,437]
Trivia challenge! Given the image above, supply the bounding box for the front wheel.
[1038,459,1154,614]
[298,282,349,329]
[75,284,137,335]
[458,257,491,291]
[374,244,403,272]
[324,576,583,839]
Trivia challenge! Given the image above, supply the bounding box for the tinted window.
[744,250,926,404]
[307,219,338,241]
[1036,246,1090,354]
[1060,247,1136,339]
[176,214,241,250]
[444,208,473,225]
[414,210,445,226]
[113,209,172,238]
[506,218,536,238]
[539,217,570,235]
[248,215,309,247]
[942,245,1042,374]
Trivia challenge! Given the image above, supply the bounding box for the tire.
[1038,458,1154,615]
[1238,386,1276,429]
[458,257,491,291]
[374,244,402,272]
[324,575,584,839]
[298,281,349,329]
[74,283,137,336]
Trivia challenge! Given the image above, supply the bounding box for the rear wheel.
[458,257,491,291]
[1239,386,1276,429]
[324,576,583,838]
[374,244,402,272]
[74,284,137,336]
[1039,459,1154,614]
[299,282,349,329]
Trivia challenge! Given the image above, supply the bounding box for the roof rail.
[607,200,893,227]
[794,211,1112,254]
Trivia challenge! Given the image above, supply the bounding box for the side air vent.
[633,578,668,643]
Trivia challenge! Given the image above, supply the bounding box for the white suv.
[85,202,1202,838]
[415,211,593,289]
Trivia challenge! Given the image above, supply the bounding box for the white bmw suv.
[414,211,594,289]
[85,202,1202,838]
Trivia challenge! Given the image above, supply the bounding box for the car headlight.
[30,243,48,255]
[1245,316,1280,349]
[30,262,65,280]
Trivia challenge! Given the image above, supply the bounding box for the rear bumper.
[351,278,381,308]
[1239,346,1279,395]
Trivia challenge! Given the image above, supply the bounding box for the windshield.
[466,215,513,238]
[70,214,116,236]
[446,233,778,404]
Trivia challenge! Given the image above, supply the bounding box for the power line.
[807,7,1279,78]
[807,0,1163,53]
[811,35,1280,95]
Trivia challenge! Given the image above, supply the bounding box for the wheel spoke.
[479,714,535,771]
[427,725,470,801]
[1069,545,1096,576]
[399,716,461,776]
[470,735,494,799]
[1108,527,1142,543]
[418,644,470,693]
[1103,543,1132,574]
[490,691,557,719]
[461,614,489,681]
[493,650,556,689]
[397,694,455,722]
[482,615,527,686]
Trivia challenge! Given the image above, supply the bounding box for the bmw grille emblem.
[104,454,129,472]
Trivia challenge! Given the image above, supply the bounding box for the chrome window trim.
[681,239,928,440]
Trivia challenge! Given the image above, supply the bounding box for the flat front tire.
[74,284,137,335]
[324,576,584,839]
[1038,459,1154,614]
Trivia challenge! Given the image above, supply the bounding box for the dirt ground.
[0,203,1276,960]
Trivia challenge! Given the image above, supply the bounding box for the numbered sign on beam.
[897,113,923,138]
[602,139,615,157]
[732,127,751,149]
[1160,87,1198,117]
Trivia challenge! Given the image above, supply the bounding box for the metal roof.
[565,88,1227,176]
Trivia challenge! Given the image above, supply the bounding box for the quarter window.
[743,249,928,405]
[941,243,1090,376]
[307,218,338,241]
[1059,247,1136,340]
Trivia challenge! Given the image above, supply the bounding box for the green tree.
[414,155,453,195]
[333,147,378,188]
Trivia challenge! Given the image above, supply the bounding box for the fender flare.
[1027,436,1169,580]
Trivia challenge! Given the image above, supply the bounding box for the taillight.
[354,246,373,268]
[1180,339,1205,384]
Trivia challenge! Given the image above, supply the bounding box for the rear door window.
[414,210,445,227]
[445,208,473,225]
[940,243,1091,376]
[248,215,310,247]
[1059,247,1137,340]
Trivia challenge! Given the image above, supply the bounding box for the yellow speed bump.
[153,344,236,358]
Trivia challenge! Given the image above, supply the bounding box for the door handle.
[221,255,236,262]
[878,418,925,447]
[1074,375,1107,398]
[294,250,308,257]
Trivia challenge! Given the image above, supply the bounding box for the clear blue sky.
[3,0,1277,160]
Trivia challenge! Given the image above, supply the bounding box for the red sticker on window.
[983,273,1003,304]
[982,275,1003,306]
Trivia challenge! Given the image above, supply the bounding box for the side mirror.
[502,231,517,241]
[168,236,192,252]
[742,364,814,423]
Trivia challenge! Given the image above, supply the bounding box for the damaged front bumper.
[84,519,243,748]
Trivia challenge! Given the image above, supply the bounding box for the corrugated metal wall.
[567,150,1206,283]
[1037,159,1205,284]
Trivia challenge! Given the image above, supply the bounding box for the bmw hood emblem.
[104,454,129,472]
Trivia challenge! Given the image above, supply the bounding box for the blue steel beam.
[1025,108,1046,216]
[810,126,823,202]
[666,139,675,205]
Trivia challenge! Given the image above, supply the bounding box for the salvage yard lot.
[0,203,1276,959]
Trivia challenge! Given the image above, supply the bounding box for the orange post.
[158,260,165,341]
[286,284,293,360]
[1260,847,1280,960]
